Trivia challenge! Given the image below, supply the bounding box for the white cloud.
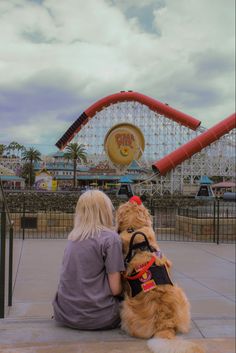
[0,0,234,149]
[2,108,72,155]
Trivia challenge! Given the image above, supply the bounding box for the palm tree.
[21,147,42,187]
[63,143,87,188]
[6,141,25,158]
[17,143,26,158]
[0,144,6,157]
[7,141,19,157]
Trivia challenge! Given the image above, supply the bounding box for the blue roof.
[0,176,24,181]
[199,176,213,184]
[127,160,141,170]
[56,175,120,181]
[55,174,145,181]
[34,162,89,172]
[119,176,133,183]
[79,166,90,172]
[53,151,65,157]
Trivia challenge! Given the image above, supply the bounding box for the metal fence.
[153,200,235,243]
[11,210,73,239]
[8,198,236,243]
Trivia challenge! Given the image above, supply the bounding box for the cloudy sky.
[0,0,235,154]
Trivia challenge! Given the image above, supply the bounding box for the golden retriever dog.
[116,196,205,353]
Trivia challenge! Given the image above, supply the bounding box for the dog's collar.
[130,240,156,252]
[118,227,135,234]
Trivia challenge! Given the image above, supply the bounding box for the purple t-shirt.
[52,230,125,329]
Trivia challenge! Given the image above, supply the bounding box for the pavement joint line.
[12,238,25,296]
[191,319,205,338]
[12,300,54,303]
[198,248,235,264]
[1,316,235,323]
[1,318,54,323]
[173,269,236,303]
[192,317,235,320]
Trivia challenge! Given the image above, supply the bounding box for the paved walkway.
[0,239,235,353]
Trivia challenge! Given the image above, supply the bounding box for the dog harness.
[124,231,173,297]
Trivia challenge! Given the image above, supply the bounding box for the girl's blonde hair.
[68,189,114,241]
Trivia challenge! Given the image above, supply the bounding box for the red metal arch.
[55,91,201,150]
[152,113,236,175]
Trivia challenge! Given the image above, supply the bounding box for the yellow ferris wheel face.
[104,123,145,166]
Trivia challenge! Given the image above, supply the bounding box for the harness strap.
[125,256,156,280]
[124,231,155,265]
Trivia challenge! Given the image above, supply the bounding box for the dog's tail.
[147,337,206,353]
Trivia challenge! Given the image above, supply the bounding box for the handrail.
[0,178,12,226]
[0,178,14,317]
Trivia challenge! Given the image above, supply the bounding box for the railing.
[153,199,235,243]
[0,179,14,318]
[4,193,235,244]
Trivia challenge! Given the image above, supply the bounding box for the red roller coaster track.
[152,113,236,175]
[55,91,235,176]
[55,91,201,150]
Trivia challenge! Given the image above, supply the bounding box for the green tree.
[17,143,26,157]
[21,147,42,187]
[19,163,33,187]
[0,144,6,157]
[63,143,87,188]
[6,141,25,157]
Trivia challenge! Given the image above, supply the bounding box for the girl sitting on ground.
[52,190,125,329]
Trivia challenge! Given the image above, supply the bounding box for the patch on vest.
[127,264,173,297]
[141,279,157,292]
[136,264,157,292]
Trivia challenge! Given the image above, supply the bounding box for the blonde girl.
[53,190,124,330]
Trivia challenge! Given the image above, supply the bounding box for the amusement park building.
[33,157,145,190]
[56,91,236,196]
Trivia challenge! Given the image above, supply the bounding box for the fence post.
[8,225,13,307]
[150,197,154,216]
[22,197,25,240]
[0,207,6,318]
[213,201,216,243]
[216,198,220,245]
[150,198,155,229]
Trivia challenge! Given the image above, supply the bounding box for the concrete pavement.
[0,239,235,353]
